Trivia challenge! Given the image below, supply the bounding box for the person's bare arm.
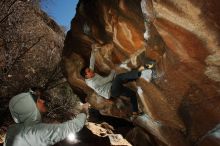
[89,45,99,70]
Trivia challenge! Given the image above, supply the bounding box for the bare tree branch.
[0,0,8,10]
[0,10,14,24]
[0,0,17,24]
[46,78,67,90]
[44,62,64,90]
[7,0,18,12]
[9,36,44,69]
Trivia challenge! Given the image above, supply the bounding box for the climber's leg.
[120,86,138,113]
[110,70,140,97]
[113,70,141,85]
[110,84,138,112]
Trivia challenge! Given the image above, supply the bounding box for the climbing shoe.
[144,60,156,69]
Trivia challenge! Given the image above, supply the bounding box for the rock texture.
[0,0,64,98]
[126,127,154,146]
[63,0,220,145]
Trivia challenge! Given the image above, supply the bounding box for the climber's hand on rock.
[81,103,90,114]
[111,69,116,74]
[91,44,100,52]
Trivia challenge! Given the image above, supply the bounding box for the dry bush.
[44,83,81,122]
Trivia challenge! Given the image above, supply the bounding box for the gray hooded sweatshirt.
[4,92,87,146]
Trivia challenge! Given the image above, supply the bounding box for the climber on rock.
[80,44,156,117]
[4,87,90,146]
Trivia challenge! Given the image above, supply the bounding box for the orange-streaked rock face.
[63,0,220,145]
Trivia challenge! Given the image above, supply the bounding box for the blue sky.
[40,0,79,31]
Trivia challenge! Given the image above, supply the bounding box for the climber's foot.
[138,65,145,71]
[144,60,156,69]
[144,60,158,81]
[132,111,144,116]
[130,111,144,121]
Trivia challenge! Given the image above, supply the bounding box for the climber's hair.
[80,66,89,78]
[29,87,44,102]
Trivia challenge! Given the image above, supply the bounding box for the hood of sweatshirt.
[9,92,41,125]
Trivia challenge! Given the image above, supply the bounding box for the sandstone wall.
[63,0,220,145]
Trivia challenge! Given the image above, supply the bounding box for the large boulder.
[0,1,65,141]
[0,0,65,98]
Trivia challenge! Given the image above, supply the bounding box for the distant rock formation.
[63,0,220,145]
